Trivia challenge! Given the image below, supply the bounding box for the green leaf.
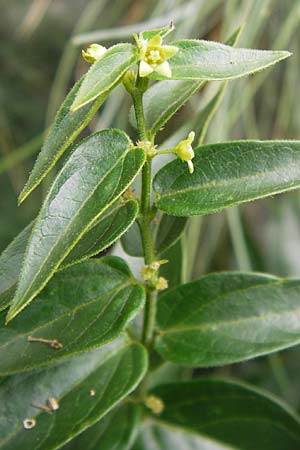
[0,257,145,375]
[154,140,300,216]
[121,214,186,258]
[63,403,141,450]
[149,379,300,450]
[154,27,242,149]
[71,44,138,111]
[134,423,227,450]
[19,77,107,204]
[150,40,291,81]
[62,199,139,268]
[0,223,32,312]
[0,200,138,310]
[140,24,174,41]
[8,130,145,321]
[155,272,300,367]
[130,27,243,136]
[193,26,242,146]
[155,215,187,255]
[130,80,204,134]
[121,221,143,257]
[0,342,148,450]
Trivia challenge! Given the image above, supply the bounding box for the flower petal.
[139,60,154,77]
[148,35,162,46]
[161,45,178,60]
[187,131,195,144]
[187,160,194,174]
[155,61,172,78]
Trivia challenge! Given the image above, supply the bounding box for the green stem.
[142,288,157,344]
[132,85,148,141]
[132,76,157,346]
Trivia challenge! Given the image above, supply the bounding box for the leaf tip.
[5,308,15,324]
[17,190,27,206]
[70,102,80,112]
[279,50,292,60]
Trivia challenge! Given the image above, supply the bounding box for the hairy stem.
[132,76,158,347]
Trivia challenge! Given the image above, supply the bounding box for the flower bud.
[82,44,106,63]
[175,131,195,174]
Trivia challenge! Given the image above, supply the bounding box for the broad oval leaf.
[155,272,300,367]
[19,77,107,204]
[0,257,145,375]
[154,140,300,216]
[149,379,300,450]
[0,200,138,310]
[8,130,145,321]
[63,403,141,450]
[150,39,291,81]
[71,43,138,111]
[0,342,148,450]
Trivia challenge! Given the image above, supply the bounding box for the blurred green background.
[1,0,300,410]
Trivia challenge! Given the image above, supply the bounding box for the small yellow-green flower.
[175,131,195,174]
[138,35,178,78]
[82,44,107,63]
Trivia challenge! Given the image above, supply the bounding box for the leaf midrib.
[2,280,132,352]
[158,305,300,336]
[0,344,131,446]
[157,147,300,199]
[11,141,132,317]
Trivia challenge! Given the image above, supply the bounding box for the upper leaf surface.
[63,403,141,450]
[19,77,107,204]
[0,200,138,310]
[0,223,33,312]
[0,342,147,450]
[8,130,145,321]
[0,257,145,375]
[150,379,300,450]
[71,43,138,111]
[129,27,242,136]
[155,272,300,366]
[140,24,174,41]
[150,39,291,81]
[154,140,300,216]
[62,199,139,268]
